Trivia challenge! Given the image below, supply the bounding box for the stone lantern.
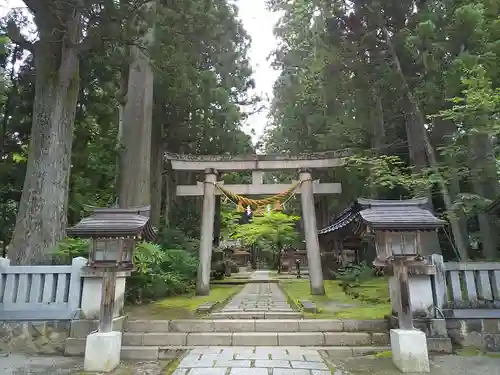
[359,198,444,373]
[66,206,155,373]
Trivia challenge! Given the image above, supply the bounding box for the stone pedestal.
[81,269,131,319]
[84,331,122,372]
[390,329,430,373]
[389,273,434,316]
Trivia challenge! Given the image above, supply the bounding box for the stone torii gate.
[166,151,348,296]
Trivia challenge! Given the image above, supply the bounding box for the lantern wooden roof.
[66,206,156,241]
[319,198,445,235]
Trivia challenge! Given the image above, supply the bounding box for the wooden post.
[98,268,117,333]
[394,259,413,330]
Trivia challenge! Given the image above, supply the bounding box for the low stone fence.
[0,257,129,321]
[387,255,500,352]
[446,318,500,352]
[0,321,70,355]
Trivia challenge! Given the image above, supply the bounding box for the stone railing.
[0,257,129,321]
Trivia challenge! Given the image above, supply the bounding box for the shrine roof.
[66,206,156,241]
[318,198,445,235]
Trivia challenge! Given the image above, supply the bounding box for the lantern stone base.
[81,269,131,319]
[84,331,122,372]
[390,329,430,373]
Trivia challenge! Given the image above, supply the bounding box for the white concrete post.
[80,269,131,319]
[0,257,10,268]
[299,169,325,295]
[69,257,87,312]
[196,168,218,296]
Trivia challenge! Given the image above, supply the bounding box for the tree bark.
[469,133,499,259]
[118,1,156,209]
[150,122,164,228]
[8,20,81,264]
[163,168,176,228]
[119,44,154,208]
[370,88,386,198]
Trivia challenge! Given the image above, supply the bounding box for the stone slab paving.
[219,283,293,313]
[173,346,333,375]
[251,271,271,281]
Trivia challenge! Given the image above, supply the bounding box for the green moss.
[163,358,181,375]
[375,350,393,358]
[125,284,243,320]
[279,278,391,320]
[458,347,500,358]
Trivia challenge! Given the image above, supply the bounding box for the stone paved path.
[251,270,271,280]
[173,346,333,375]
[219,283,294,313]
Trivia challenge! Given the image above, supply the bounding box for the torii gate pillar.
[299,169,325,295]
[197,168,218,296]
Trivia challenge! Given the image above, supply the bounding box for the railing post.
[0,257,10,269]
[69,257,87,315]
[430,254,446,315]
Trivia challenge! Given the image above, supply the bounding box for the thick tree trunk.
[469,133,499,259]
[119,45,154,208]
[163,168,176,228]
[8,37,80,264]
[370,88,386,198]
[150,123,164,228]
[372,92,386,152]
[118,1,156,209]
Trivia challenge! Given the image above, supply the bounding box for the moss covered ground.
[280,277,391,319]
[124,284,243,320]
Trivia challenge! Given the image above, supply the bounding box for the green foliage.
[231,212,299,250]
[157,227,199,255]
[333,262,375,290]
[346,154,429,194]
[126,244,198,304]
[266,0,500,260]
[231,212,299,269]
[50,238,197,303]
[51,238,90,264]
[0,0,256,260]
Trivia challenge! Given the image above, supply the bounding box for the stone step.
[209,312,303,319]
[70,319,390,338]
[65,340,391,359]
[65,339,452,360]
[123,319,388,333]
[68,331,389,348]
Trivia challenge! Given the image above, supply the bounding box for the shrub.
[52,238,90,264]
[157,227,199,255]
[333,262,375,290]
[127,243,198,303]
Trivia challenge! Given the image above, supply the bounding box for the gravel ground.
[2,352,500,375]
[328,354,500,375]
[0,353,168,375]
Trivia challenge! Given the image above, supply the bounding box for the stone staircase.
[64,318,453,360]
